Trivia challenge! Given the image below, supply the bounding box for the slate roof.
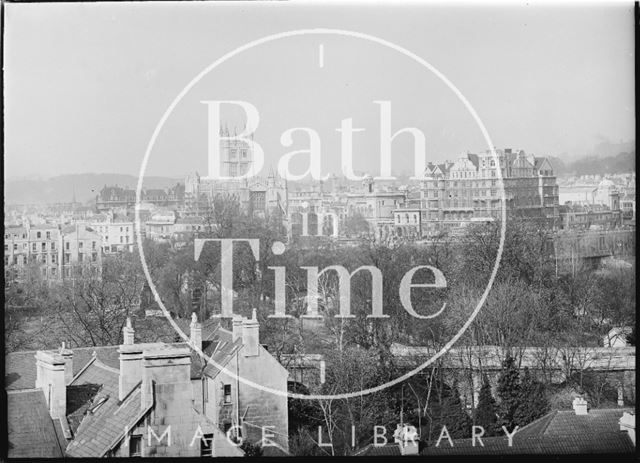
[173,318,244,380]
[6,389,67,458]
[5,345,120,391]
[65,359,151,458]
[516,408,635,439]
[420,432,635,455]
[355,443,403,456]
[419,408,636,455]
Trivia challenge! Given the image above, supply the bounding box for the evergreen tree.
[474,374,498,436]
[513,367,550,427]
[444,380,473,438]
[496,355,521,431]
[425,379,472,442]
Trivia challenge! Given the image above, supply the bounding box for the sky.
[4,1,635,180]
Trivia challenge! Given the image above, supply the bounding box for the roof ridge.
[92,358,120,375]
[69,355,97,385]
[517,409,557,436]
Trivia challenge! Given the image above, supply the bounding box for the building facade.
[420,149,559,236]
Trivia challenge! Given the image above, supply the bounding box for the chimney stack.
[141,345,192,413]
[394,424,419,455]
[123,317,135,345]
[59,342,74,385]
[572,397,588,415]
[35,351,67,419]
[232,315,243,342]
[190,312,202,350]
[617,385,625,407]
[242,309,260,357]
[119,343,143,401]
[619,412,636,446]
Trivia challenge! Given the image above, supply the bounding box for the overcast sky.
[4,1,635,180]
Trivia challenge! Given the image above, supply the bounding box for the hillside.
[550,151,635,177]
[4,173,183,205]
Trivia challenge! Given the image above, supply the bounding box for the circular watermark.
[135,28,506,400]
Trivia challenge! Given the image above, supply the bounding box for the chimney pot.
[123,317,135,345]
[190,312,202,351]
[232,315,243,342]
[59,342,74,385]
[242,313,260,357]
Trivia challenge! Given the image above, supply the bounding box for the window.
[79,253,84,263]
[32,243,37,252]
[200,434,214,457]
[13,243,18,251]
[51,242,56,251]
[65,253,70,264]
[46,231,51,240]
[4,244,8,251]
[223,384,232,404]
[65,242,70,250]
[52,255,56,264]
[37,232,41,239]
[92,241,96,250]
[92,253,97,262]
[42,243,46,252]
[129,435,142,457]
[79,241,83,249]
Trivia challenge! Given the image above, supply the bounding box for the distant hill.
[4,173,183,205]
[551,151,636,177]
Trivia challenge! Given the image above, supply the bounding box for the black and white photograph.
[2,0,636,459]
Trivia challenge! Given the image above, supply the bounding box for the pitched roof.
[7,390,67,458]
[517,408,635,438]
[356,443,403,456]
[420,408,636,455]
[421,432,634,455]
[65,360,151,458]
[5,345,120,391]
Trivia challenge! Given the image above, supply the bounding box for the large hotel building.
[416,148,559,236]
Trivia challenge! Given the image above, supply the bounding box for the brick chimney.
[35,351,67,419]
[232,315,243,342]
[572,397,588,415]
[190,312,202,350]
[59,342,74,385]
[242,309,260,357]
[123,317,135,345]
[619,412,635,446]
